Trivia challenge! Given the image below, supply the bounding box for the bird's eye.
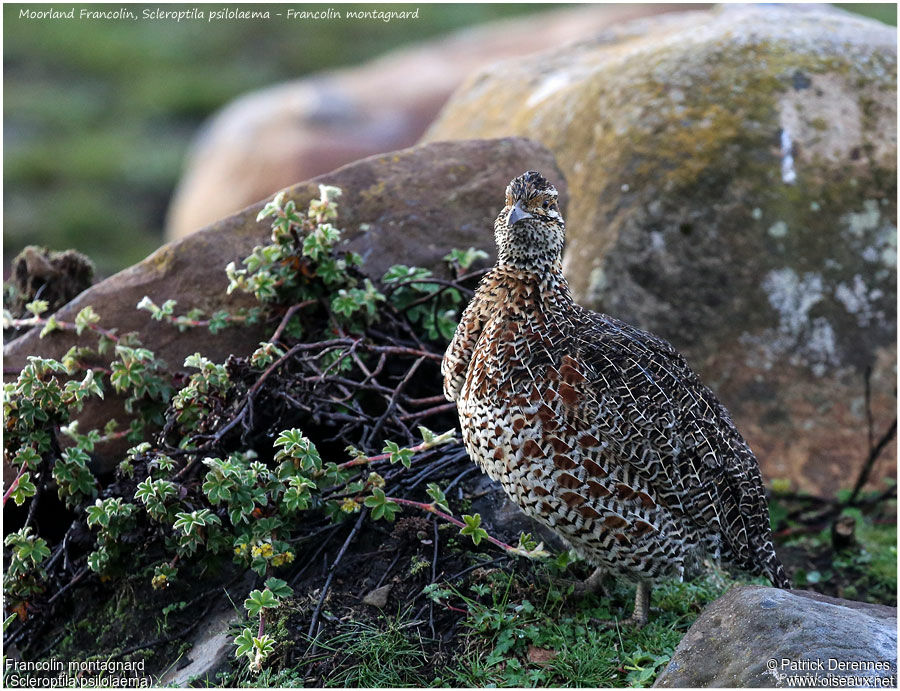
[542,200,550,209]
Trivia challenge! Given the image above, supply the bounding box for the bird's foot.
[589,580,650,630]
[545,578,594,598]
[589,611,648,630]
[556,566,606,598]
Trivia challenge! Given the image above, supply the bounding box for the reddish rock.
[4,137,564,472]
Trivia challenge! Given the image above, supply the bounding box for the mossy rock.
[425,5,897,495]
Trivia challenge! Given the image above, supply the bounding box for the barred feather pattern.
[442,171,789,589]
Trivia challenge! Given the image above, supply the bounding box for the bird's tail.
[759,540,791,589]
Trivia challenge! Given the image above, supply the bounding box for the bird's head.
[494,170,565,272]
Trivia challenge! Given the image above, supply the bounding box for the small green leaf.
[425,483,451,515]
[264,578,293,599]
[444,247,489,271]
[39,315,60,338]
[274,429,321,471]
[25,299,50,317]
[13,446,42,471]
[8,472,36,506]
[364,488,400,522]
[244,588,280,618]
[460,514,489,546]
[382,440,414,468]
[74,306,101,335]
[234,627,255,659]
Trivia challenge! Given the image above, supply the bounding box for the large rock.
[655,585,897,687]
[4,137,564,471]
[425,4,897,495]
[165,4,702,241]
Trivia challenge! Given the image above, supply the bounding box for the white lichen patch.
[878,230,897,268]
[780,128,797,184]
[763,268,824,336]
[768,221,788,238]
[526,73,573,108]
[844,199,882,238]
[586,266,608,304]
[806,318,837,377]
[842,199,897,268]
[759,268,839,375]
[835,274,885,327]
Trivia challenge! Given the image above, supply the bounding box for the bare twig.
[364,357,426,447]
[429,517,439,638]
[271,300,317,344]
[3,463,31,506]
[845,417,897,507]
[47,567,89,605]
[306,509,367,638]
[385,496,522,556]
[290,525,343,586]
[398,402,456,422]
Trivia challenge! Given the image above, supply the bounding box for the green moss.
[545,37,896,363]
[593,47,861,194]
[359,179,388,205]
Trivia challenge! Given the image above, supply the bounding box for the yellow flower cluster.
[234,541,294,567]
[271,551,295,567]
[251,543,275,559]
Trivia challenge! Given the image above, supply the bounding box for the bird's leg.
[628,580,651,627]
[590,580,650,629]
[583,566,605,595]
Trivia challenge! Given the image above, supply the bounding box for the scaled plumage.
[442,171,789,624]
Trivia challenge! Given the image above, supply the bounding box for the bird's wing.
[567,307,773,572]
[442,275,493,402]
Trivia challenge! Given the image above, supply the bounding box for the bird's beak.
[507,202,532,227]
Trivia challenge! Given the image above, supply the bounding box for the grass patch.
[314,614,434,687]
[227,489,896,688]
[242,555,739,688]
[771,491,897,606]
[431,566,730,687]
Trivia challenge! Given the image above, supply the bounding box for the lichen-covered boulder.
[4,137,564,471]
[425,4,897,495]
[164,4,691,241]
[654,586,897,687]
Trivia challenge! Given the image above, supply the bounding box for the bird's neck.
[485,260,575,315]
